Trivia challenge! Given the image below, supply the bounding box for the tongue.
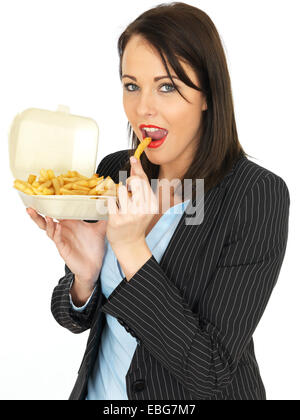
[146,129,167,140]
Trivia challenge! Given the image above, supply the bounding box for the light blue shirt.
[70,199,190,400]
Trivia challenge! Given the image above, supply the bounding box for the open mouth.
[139,124,168,141]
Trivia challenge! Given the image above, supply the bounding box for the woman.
[27,2,290,400]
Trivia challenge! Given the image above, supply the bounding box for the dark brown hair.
[118,1,251,199]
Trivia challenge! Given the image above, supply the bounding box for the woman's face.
[122,34,207,180]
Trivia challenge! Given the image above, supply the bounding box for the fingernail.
[130,156,137,164]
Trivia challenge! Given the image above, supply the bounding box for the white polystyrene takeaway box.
[9,105,113,220]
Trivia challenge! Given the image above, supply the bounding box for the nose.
[135,88,157,117]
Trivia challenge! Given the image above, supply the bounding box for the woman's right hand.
[26,207,108,290]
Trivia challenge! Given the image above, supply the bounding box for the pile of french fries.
[13,138,152,198]
[13,169,121,197]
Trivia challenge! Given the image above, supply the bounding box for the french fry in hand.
[134,137,152,159]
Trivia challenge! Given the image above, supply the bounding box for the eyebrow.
[121,74,180,82]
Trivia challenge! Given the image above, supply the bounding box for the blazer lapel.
[158,185,227,286]
[157,154,246,282]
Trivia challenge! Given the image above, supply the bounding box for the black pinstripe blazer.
[51,149,290,400]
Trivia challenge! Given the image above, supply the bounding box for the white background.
[0,0,299,400]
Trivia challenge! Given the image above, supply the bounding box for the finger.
[126,176,146,204]
[130,155,147,177]
[59,219,83,228]
[55,220,74,234]
[26,207,47,230]
[107,196,118,217]
[53,223,65,250]
[117,185,130,214]
[45,216,56,240]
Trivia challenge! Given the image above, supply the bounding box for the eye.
[123,82,177,93]
[123,83,138,92]
[159,83,176,93]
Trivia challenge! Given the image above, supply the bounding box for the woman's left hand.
[105,156,159,251]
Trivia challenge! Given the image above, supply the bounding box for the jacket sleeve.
[49,152,127,333]
[50,264,102,334]
[100,173,290,398]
